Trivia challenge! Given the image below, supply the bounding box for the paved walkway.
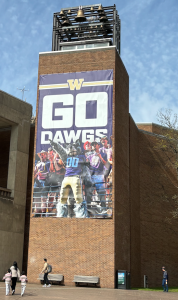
[0,283,174,300]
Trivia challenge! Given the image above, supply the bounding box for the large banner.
[32,70,113,218]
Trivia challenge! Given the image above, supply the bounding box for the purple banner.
[32,70,113,218]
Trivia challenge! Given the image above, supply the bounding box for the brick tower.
[27,4,130,288]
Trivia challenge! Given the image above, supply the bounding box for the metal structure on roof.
[52,4,121,53]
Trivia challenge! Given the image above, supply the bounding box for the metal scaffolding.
[52,4,121,54]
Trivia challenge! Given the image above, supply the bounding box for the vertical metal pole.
[55,20,59,51]
[113,5,116,46]
[115,10,118,52]
[52,14,56,51]
[118,16,121,55]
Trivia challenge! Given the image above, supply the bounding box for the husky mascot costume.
[49,139,91,218]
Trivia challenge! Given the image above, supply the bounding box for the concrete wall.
[22,125,35,273]
[0,129,11,188]
[0,90,32,279]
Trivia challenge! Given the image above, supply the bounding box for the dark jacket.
[163,270,168,280]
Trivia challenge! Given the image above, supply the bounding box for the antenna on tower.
[17,86,29,101]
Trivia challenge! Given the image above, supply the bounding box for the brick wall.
[128,121,178,287]
[129,115,141,287]
[136,123,153,133]
[138,130,178,287]
[24,49,178,288]
[27,47,129,288]
[114,53,130,276]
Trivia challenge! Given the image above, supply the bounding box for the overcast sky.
[0,0,177,123]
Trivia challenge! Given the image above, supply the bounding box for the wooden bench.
[73,275,99,287]
[38,274,63,284]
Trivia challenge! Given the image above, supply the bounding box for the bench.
[73,275,99,287]
[38,274,63,285]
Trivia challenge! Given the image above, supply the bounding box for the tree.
[156,109,178,177]
[156,108,178,220]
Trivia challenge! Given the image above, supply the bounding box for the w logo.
[67,79,84,90]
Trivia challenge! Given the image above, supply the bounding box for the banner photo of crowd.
[32,69,113,218]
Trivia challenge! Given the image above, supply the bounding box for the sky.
[0,0,178,123]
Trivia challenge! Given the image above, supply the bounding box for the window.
[61,42,109,51]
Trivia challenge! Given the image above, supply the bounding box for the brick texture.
[114,53,130,276]
[27,48,130,288]
[23,49,178,288]
[137,124,153,133]
[129,115,141,287]
[128,120,178,287]
[138,130,178,287]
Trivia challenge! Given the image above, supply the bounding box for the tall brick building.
[25,45,178,287]
[1,4,178,290]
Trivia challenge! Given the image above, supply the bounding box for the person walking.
[162,266,168,292]
[10,261,20,295]
[2,268,12,296]
[20,271,28,297]
[41,258,51,287]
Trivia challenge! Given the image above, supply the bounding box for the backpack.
[47,264,52,273]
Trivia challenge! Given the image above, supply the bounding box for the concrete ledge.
[0,187,13,200]
[39,46,116,56]
[0,90,32,118]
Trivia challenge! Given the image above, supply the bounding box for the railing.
[32,183,112,218]
[0,187,13,200]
